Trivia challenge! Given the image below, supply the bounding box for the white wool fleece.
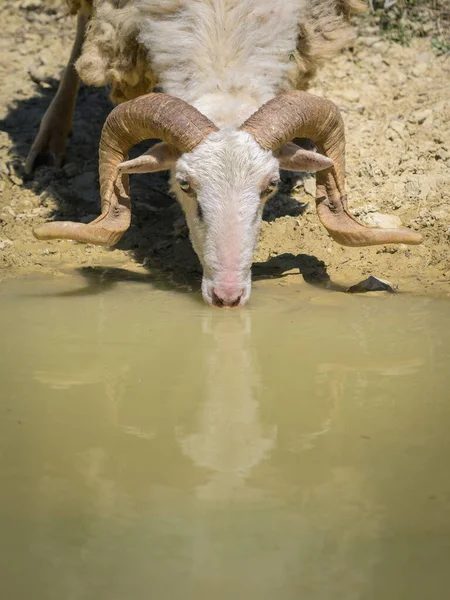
[137,0,306,125]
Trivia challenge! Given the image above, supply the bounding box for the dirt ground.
[1,2,449,295]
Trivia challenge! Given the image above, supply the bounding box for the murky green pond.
[1,272,450,599]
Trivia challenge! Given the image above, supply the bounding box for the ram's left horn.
[33,94,218,245]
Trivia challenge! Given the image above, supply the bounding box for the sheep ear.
[117,142,181,175]
[277,142,333,173]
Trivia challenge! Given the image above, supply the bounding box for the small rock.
[361,36,379,47]
[63,162,79,178]
[17,199,33,212]
[393,71,407,86]
[291,176,305,193]
[336,89,360,103]
[364,54,383,68]
[4,206,16,217]
[411,108,433,126]
[352,203,381,217]
[0,238,13,250]
[303,176,316,197]
[29,65,50,85]
[347,276,397,294]
[387,120,406,140]
[39,49,53,65]
[363,26,379,36]
[21,0,42,9]
[412,63,428,78]
[9,174,23,186]
[416,52,432,63]
[359,212,403,229]
[372,41,389,55]
[435,148,450,161]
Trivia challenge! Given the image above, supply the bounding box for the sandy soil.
[1,2,449,295]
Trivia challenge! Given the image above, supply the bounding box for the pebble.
[416,52,432,63]
[39,49,54,66]
[359,212,403,229]
[29,64,50,85]
[17,199,33,212]
[412,63,428,78]
[387,120,406,140]
[372,41,390,55]
[335,89,360,103]
[361,36,379,47]
[63,162,79,178]
[364,54,383,68]
[347,276,397,294]
[9,174,23,186]
[0,238,13,250]
[352,203,379,217]
[4,206,16,217]
[411,108,433,126]
[303,176,316,197]
[20,0,42,9]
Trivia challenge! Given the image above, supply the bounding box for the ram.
[28,0,422,307]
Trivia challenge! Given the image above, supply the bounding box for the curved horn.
[241,91,422,247]
[33,94,218,245]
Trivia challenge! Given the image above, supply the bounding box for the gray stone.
[347,276,397,294]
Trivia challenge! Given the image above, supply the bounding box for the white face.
[172,130,280,307]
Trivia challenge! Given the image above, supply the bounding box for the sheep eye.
[197,202,204,221]
[263,178,280,196]
[179,179,192,193]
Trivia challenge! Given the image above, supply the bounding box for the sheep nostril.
[211,288,243,308]
[229,294,242,307]
[211,290,224,307]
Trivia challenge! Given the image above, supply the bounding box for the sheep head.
[33,91,422,308]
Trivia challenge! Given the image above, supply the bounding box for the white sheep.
[30,0,422,307]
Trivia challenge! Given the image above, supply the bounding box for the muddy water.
[1,273,450,600]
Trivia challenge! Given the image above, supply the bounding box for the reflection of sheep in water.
[29,1,421,307]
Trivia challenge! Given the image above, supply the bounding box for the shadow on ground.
[41,252,344,300]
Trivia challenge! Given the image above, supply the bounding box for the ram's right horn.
[241,91,422,247]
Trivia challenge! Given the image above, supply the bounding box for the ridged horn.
[241,91,422,247]
[33,93,218,246]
